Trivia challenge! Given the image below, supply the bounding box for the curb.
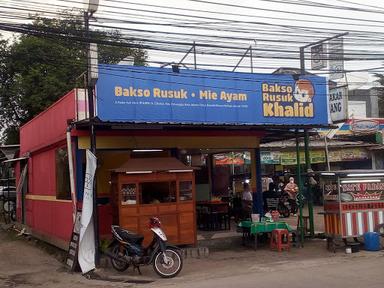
[181,247,210,259]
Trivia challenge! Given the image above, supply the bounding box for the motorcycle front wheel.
[153,248,183,278]
[110,243,130,272]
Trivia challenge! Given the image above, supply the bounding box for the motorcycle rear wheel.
[153,248,182,278]
[278,203,290,218]
[110,243,130,272]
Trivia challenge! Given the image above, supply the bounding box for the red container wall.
[25,147,73,243]
[20,90,76,155]
[30,150,56,196]
[26,199,73,242]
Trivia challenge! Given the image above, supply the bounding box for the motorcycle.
[107,217,183,278]
[277,192,295,218]
[278,190,306,218]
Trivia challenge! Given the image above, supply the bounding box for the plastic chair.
[270,229,290,252]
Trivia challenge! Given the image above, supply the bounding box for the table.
[196,201,230,231]
[238,220,293,249]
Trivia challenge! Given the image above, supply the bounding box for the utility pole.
[304,130,314,237]
[295,131,304,247]
[299,32,348,238]
[84,0,99,266]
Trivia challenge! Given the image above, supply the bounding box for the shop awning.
[0,144,20,161]
[111,157,197,174]
[2,157,29,163]
[73,119,331,144]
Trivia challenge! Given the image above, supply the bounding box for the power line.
[1,0,383,77]
[3,21,384,61]
[185,0,384,25]
[5,0,384,39]
[2,1,384,49]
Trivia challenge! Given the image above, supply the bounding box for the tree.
[0,11,147,144]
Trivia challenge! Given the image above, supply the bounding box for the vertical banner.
[78,150,97,274]
[311,44,327,70]
[328,38,344,80]
[329,85,348,123]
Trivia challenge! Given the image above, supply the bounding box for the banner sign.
[96,65,328,126]
[261,148,367,165]
[329,85,348,123]
[324,181,384,202]
[351,119,380,135]
[261,151,281,165]
[328,38,344,80]
[318,118,384,137]
[279,150,326,165]
[311,44,327,70]
[78,150,97,274]
[329,148,369,162]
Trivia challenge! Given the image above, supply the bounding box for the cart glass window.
[179,181,193,201]
[56,147,71,200]
[121,183,137,205]
[323,180,338,201]
[140,181,176,204]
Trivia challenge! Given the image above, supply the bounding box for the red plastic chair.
[270,229,290,252]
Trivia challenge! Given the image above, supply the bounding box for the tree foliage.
[0,11,147,144]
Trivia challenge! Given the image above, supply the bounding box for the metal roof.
[72,119,331,144]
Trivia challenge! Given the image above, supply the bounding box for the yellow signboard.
[263,148,367,165]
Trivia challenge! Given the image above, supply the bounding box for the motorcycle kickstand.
[133,265,142,275]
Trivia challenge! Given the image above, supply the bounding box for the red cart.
[321,170,384,252]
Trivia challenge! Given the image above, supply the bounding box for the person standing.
[242,182,253,219]
[284,177,299,216]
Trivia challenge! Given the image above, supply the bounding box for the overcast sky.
[2,0,384,88]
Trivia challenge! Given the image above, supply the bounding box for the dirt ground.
[1,222,384,288]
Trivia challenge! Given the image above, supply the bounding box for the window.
[179,181,193,201]
[121,183,137,205]
[56,147,71,200]
[140,181,176,204]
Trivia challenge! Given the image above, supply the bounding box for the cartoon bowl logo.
[293,79,315,103]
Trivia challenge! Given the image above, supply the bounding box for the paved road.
[153,255,384,288]
[1,225,384,288]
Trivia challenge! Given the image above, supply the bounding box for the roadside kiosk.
[17,65,330,250]
[110,157,196,246]
[321,170,384,251]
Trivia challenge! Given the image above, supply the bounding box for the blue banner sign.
[96,65,329,125]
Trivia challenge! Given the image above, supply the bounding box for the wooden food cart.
[321,170,384,251]
[110,157,196,246]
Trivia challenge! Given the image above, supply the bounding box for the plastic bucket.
[345,247,352,254]
[364,232,381,251]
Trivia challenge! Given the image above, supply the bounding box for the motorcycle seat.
[114,226,144,244]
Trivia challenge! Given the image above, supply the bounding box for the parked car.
[0,186,16,200]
